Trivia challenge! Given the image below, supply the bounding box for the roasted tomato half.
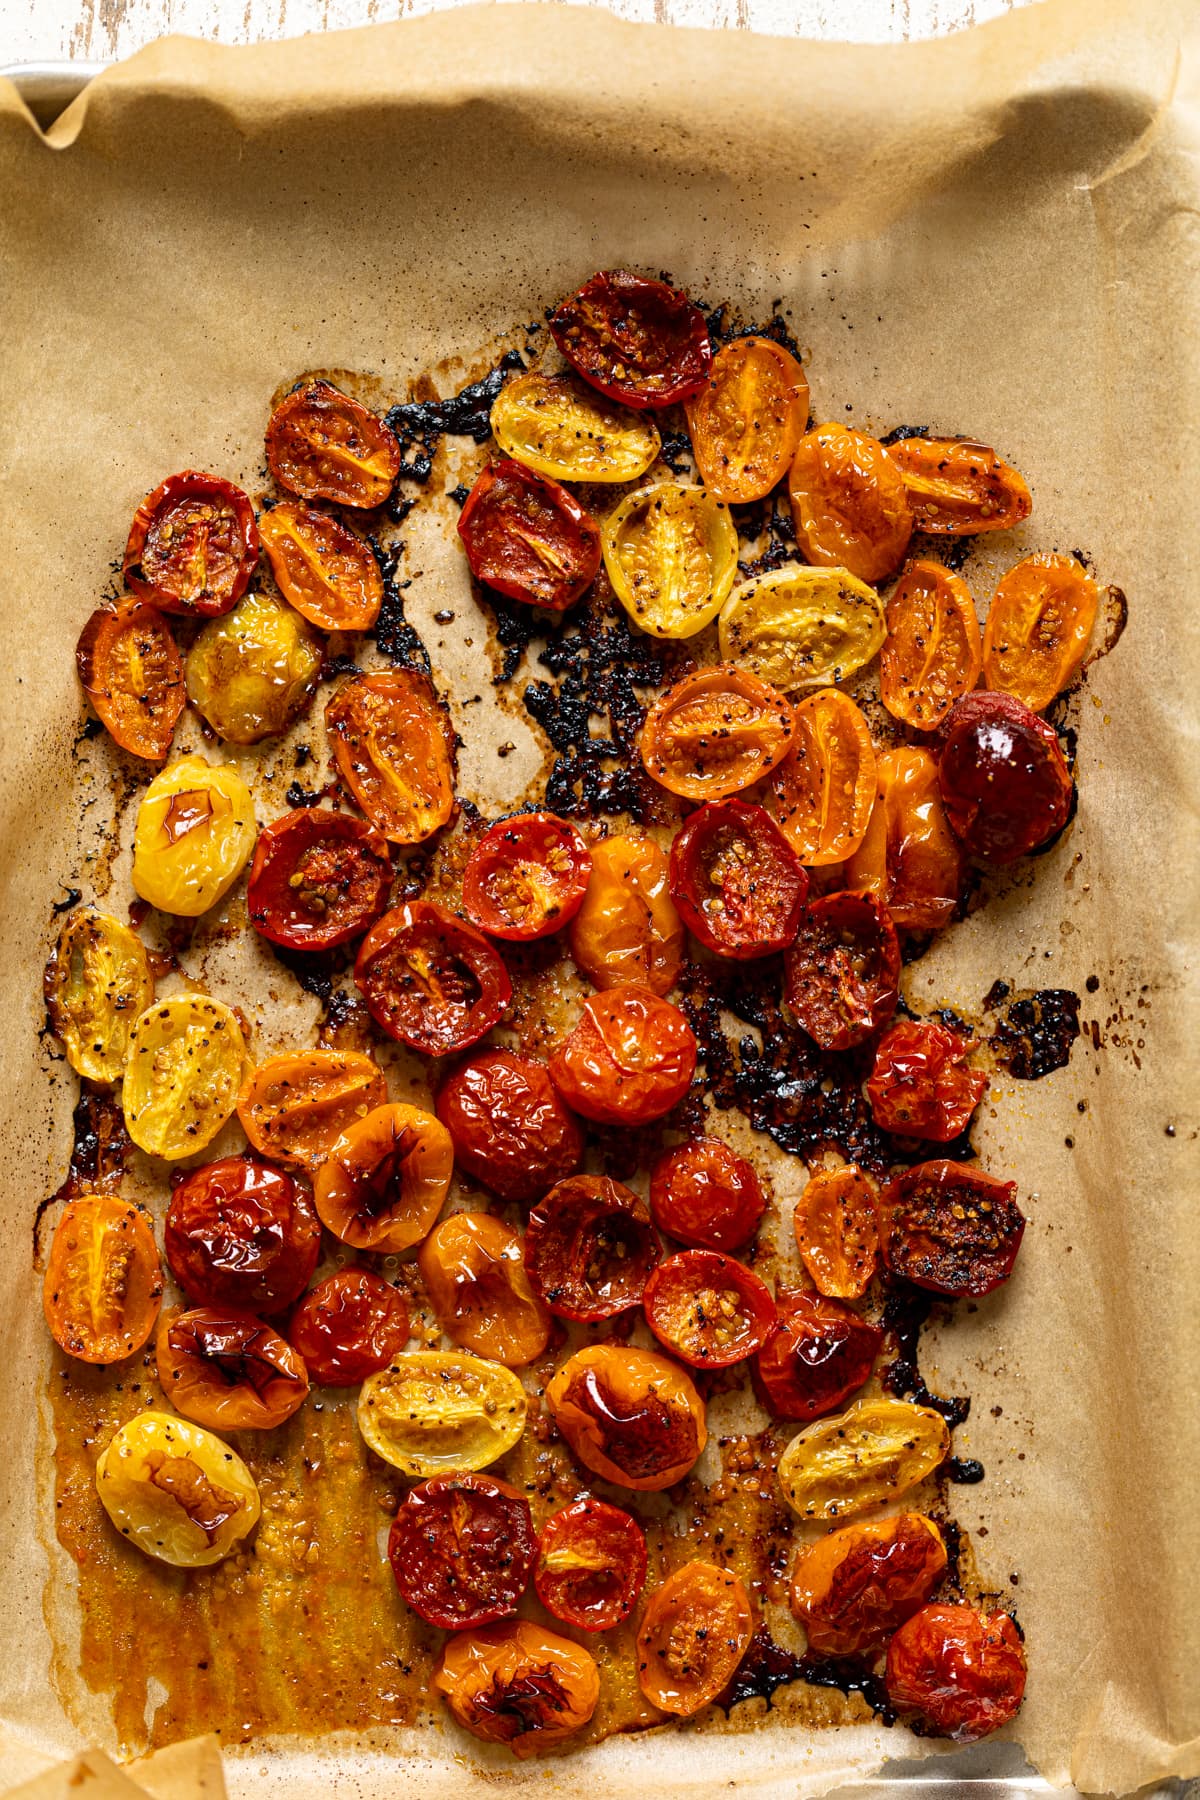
[754,1288,882,1422]
[867,1020,988,1141]
[982,552,1098,713]
[287,1267,410,1386]
[548,986,696,1126]
[43,1195,163,1365]
[788,425,913,585]
[524,1175,660,1322]
[886,1605,1027,1742]
[546,1343,706,1490]
[640,663,795,802]
[314,1102,453,1253]
[96,1411,260,1569]
[936,691,1073,865]
[718,564,887,693]
[793,1165,880,1301]
[388,1473,536,1629]
[548,269,711,408]
[636,1562,754,1717]
[156,1306,309,1431]
[791,1513,947,1658]
[355,901,511,1054]
[358,1351,527,1477]
[258,499,384,631]
[884,436,1032,535]
[880,560,982,731]
[265,380,400,509]
[490,370,660,484]
[882,1160,1025,1297]
[771,688,877,866]
[123,471,259,618]
[44,908,154,1084]
[325,669,456,846]
[418,1212,551,1366]
[435,1050,583,1204]
[601,481,738,639]
[131,755,257,918]
[184,590,323,746]
[778,1396,951,1523]
[535,1498,648,1632]
[458,458,601,611]
[783,891,901,1052]
[165,1153,321,1314]
[686,335,810,504]
[432,1620,600,1758]
[669,798,808,960]
[123,994,248,1159]
[462,812,591,941]
[568,832,685,996]
[247,809,392,951]
[644,1249,776,1368]
[845,746,965,931]
[237,1049,388,1171]
[76,600,185,761]
[649,1136,766,1253]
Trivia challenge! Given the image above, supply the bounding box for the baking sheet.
[0,0,1198,1793]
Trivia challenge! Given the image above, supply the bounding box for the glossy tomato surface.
[882,1160,1025,1296]
[568,832,685,995]
[44,1195,163,1365]
[636,1562,754,1717]
[791,1513,947,1657]
[355,901,511,1054]
[885,437,1032,535]
[432,1620,599,1758]
[458,458,601,610]
[130,755,256,918]
[534,1498,648,1631]
[783,891,901,1052]
[548,270,711,408]
[719,565,886,694]
[247,809,393,951]
[754,1288,882,1422]
[640,663,795,802]
[771,688,877,866]
[886,1604,1027,1742]
[287,1267,409,1386]
[462,812,591,941]
[648,1136,766,1253]
[165,1154,321,1314]
[525,1175,660,1321]
[325,670,456,846]
[237,1050,388,1171]
[669,798,808,959]
[265,380,400,508]
[793,1165,880,1301]
[313,1103,453,1253]
[845,747,965,931]
[96,1411,260,1569]
[76,600,185,761]
[601,481,738,639]
[490,370,660,484]
[880,560,982,731]
[779,1396,950,1523]
[123,471,259,618]
[936,691,1074,865]
[546,1344,706,1490]
[686,335,809,504]
[184,590,322,745]
[388,1473,535,1629]
[418,1212,550,1366]
[156,1306,309,1431]
[548,986,696,1127]
[123,994,248,1159]
[435,1050,583,1203]
[788,424,913,584]
[258,499,383,631]
[867,1020,988,1141]
[644,1250,776,1368]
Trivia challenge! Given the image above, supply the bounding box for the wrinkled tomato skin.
[525,1176,660,1322]
[669,799,808,960]
[418,1212,551,1367]
[354,901,511,1055]
[314,1103,453,1254]
[784,891,901,1052]
[548,269,711,409]
[76,601,186,761]
[388,1473,536,1630]
[791,1513,947,1658]
[789,424,914,585]
[867,1020,988,1142]
[648,1137,766,1253]
[165,1154,321,1316]
[886,1604,1027,1742]
[265,380,401,509]
[462,813,592,942]
[754,1289,882,1422]
[546,1343,706,1490]
[643,1249,776,1368]
[636,1562,755,1717]
[937,691,1074,865]
[458,459,601,610]
[287,1268,409,1386]
[845,746,965,932]
[435,1050,583,1204]
[432,1620,600,1758]
[534,1498,648,1632]
[156,1306,309,1431]
[882,1160,1025,1297]
[568,832,685,996]
[548,986,697,1127]
[246,809,393,952]
[124,471,259,618]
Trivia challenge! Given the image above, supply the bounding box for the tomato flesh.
[534,1498,647,1631]
[76,600,185,761]
[325,669,456,846]
[793,1165,880,1300]
[880,560,982,731]
[435,1050,583,1203]
[937,690,1074,865]
[548,986,697,1126]
[982,552,1098,712]
[388,1473,536,1629]
[462,812,591,941]
[648,1136,766,1253]
[247,808,393,951]
[886,1604,1027,1742]
[754,1288,881,1422]
[846,745,965,931]
[788,424,913,585]
[548,269,711,408]
[771,688,877,866]
[432,1620,599,1757]
[867,1019,988,1141]
[643,1249,776,1367]
[640,663,795,802]
[882,1160,1025,1296]
[258,499,383,632]
[313,1103,453,1253]
[669,798,808,960]
[783,891,901,1052]
[124,471,259,618]
[287,1267,409,1386]
[686,335,809,504]
[525,1175,660,1321]
[636,1562,754,1716]
[266,380,400,508]
[44,1195,163,1365]
[354,901,511,1054]
[165,1153,321,1315]
[458,458,601,610]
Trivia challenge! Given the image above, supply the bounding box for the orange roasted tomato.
[354,902,511,1054]
[567,832,685,996]
[123,471,259,618]
[982,552,1097,712]
[548,269,711,409]
[524,1175,660,1322]
[237,1049,388,1171]
[265,380,400,508]
[793,1165,880,1300]
[936,691,1073,865]
[867,1019,988,1141]
[287,1267,410,1386]
[686,335,809,504]
[791,1513,947,1657]
[546,1343,706,1490]
[548,986,697,1126]
[435,1051,583,1204]
[845,747,965,931]
[325,669,456,846]
[76,600,185,761]
[636,1562,754,1717]
[640,664,795,802]
[534,1498,648,1632]
[649,1137,766,1253]
[458,458,601,611]
[418,1212,550,1366]
[789,425,913,584]
[881,1160,1025,1297]
[155,1306,309,1431]
[314,1102,453,1253]
[669,798,808,959]
[880,560,982,731]
[389,1472,536,1629]
[432,1620,600,1758]
[770,688,877,866]
[754,1287,882,1422]
[783,891,901,1052]
[884,436,1032,535]
[165,1153,320,1314]
[43,1195,163,1365]
[246,809,393,952]
[258,500,384,632]
[886,1604,1027,1742]
[643,1249,776,1368]
[461,812,591,942]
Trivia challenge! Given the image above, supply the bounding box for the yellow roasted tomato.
[601,482,738,638]
[491,371,660,484]
[44,910,154,1083]
[778,1395,950,1522]
[719,566,886,692]
[357,1350,527,1476]
[131,755,256,917]
[122,994,250,1159]
[185,590,323,745]
[95,1409,261,1567]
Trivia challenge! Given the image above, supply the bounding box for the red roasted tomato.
[462,813,591,942]
[164,1154,321,1315]
[387,1473,536,1629]
[867,1020,988,1142]
[882,1160,1025,1297]
[436,1050,583,1204]
[525,1176,660,1321]
[648,1136,766,1253]
[458,459,601,611]
[754,1288,882,1422]
[548,986,697,1126]
[156,1306,309,1431]
[76,600,185,761]
[886,1604,1027,1742]
[548,269,712,408]
[287,1267,410,1386]
[534,1498,648,1632]
[668,799,808,960]
[937,691,1074,865]
[124,471,259,618]
[783,892,901,1052]
[246,809,393,952]
[643,1249,776,1368]
[354,901,511,1054]
[265,380,400,509]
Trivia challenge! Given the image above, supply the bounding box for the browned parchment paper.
[1,0,1198,1793]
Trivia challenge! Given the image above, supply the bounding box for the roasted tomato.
[237,1049,387,1171]
[457,458,601,611]
[771,689,877,866]
[534,1498,648,1631]
[185,590,322,745]
[982,552,1097,712]
[76,600,185,760]
[156,1306,309,1431]
[314,1102,453,1252]
[718,565,886,692]
[636,1562,754,1717]
[548,986,696,1126]
[548,270,711,408]
[165,1153,320,1314]
[936,691,1073,864]
[884,436,1032,535]
[131,755,256,917]
[788,425,914,584]
[845,746,965,931]
[44,909,154,1084]
[640,664,795,802]
[668,798,808,959]
[358,1350,526,1476]
[601,482,738,638]
[867,1020,988,1141]
[435,1051,583,1204]
[880,560,982,731]
[754,1288,881,1423]
[287,1268,410,1386]
[43,1195,163,1365]
[886,1605,1027,1742]
[418,1212,551,1366]
[524,1176,660,1322]
[122,994,249,1159]
[265,380,400,508]
[123,472,259,618]
[325,669,456,846]
[791,1513,947,1657]
[546,1344,706,1491]
[783,891,900,1052]
[246,808,392,951]
[777,1395,950,1522]
[354,901,511,1054]
[793,1165,880,1301]
[648,1137,766,1253]
[462,812,591,942]
[95,1410,260,1568]
[432,1620,600,1758]
[388,1473,536,1629]
[568,832,685,996]
[491,370,660,484]
[882,1160,1025,1297]
[258,499,383,631]
[686,335,810,504]
[644,1249,776,1368]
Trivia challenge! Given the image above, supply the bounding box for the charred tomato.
[462,812,591,942]
[936,691,1074,865]
[754,1288,882,1422]
[354,901,511,1054]
[793,1165,880,1301]
[388,1472,536,1629]
[325,669,456,847]
[882,1160,1025,1297]
[669,798,808,960]
[165,1154,321,1315]
[458,458,601,610]
[246,809,393,952]
[548,986,697,1127]
[287,1267,410,1386]
[548,269,711,409]
[867,1019,988,1142]
[783,891,901,1052]
[123,471,259,618]
[534,1498,648,1632]
[525,1176,660,1322]
[435,1050,583,1204]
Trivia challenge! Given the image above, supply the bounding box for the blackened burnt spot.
[991,989,1081,1080]
[286,782,324,809]
[383,350,526,484]
[35,1083,131,1262]
[881,1284,970,1429]
[267,942,338,1006]
[477,586,562,685]
[448,483,471,507]
[51,888,83,916]
[368,538,432,674]
[791,1656,896,1726]
[657,429,693,475]
[72,716,105,755]
[945,1457,986,1484]
[719,1631,807,1711]
[735,497,798,580]
[982,979,1011,1010]
[701,303,804,364]
[880,424,938,445]
[912,530,972,573]
[325,653,361,677]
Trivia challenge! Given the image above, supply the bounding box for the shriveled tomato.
[719,565,886,692]
[525,1176,660,1322]
[43,1195,163,1365]
[649,1137,766,1253]
[44,909,154,1084]
[131,755,256,917]
[601,482,738,638]
[644,1249,776,1368]
[418,1212,550,1366]
[287,1268,409,1386]
[783,891,900,1052]
[789,425,913,584]
[358,1350,527,1476]
[636,1562,754,1717]
[885,436,1032,535]
[686,335,809,504]
[867,1020,988,1141]
[548,986,696,1126]
[185,590,322,745]
[354,901,511,1054]
[325,669,455,846]
[845,747,965,931]
[937,691,1073,864]
[886,1605,1027,1742]
[247,808,392,951]
[258,499,383,631]
[491,370,660,484]
[462,812,591,941]
[640,664,795,802]
[777,1395,950,1522]
[880,560,982,730]
[754,1289,881,1422]
[546,1344,706,1491]
[793,1165,880,1300]
[791,1513,947,1657]
[568,832,685,996]
[314,1102,453,1252]
[388,1473,535,1629]
[76,600,185,760]
[122,994,249,1159]
[165,1154,320,1314]
[548,270,711,408]
[882,1160,1025,1296]
[983,553,1098,712]
[237,1049,387,1171]
[435,1051,583,1204]
[535,1498,647,1632]
[432,1620,600,1758]
[95,1410,260,1568]
[771,689,877,865]
[156,1306,309,1431]
[266,380,400,508]
[458,458,601,611]
[123,471,259,618]
[669,798,808,959]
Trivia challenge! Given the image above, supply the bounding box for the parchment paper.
[0,0,1198,1793]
